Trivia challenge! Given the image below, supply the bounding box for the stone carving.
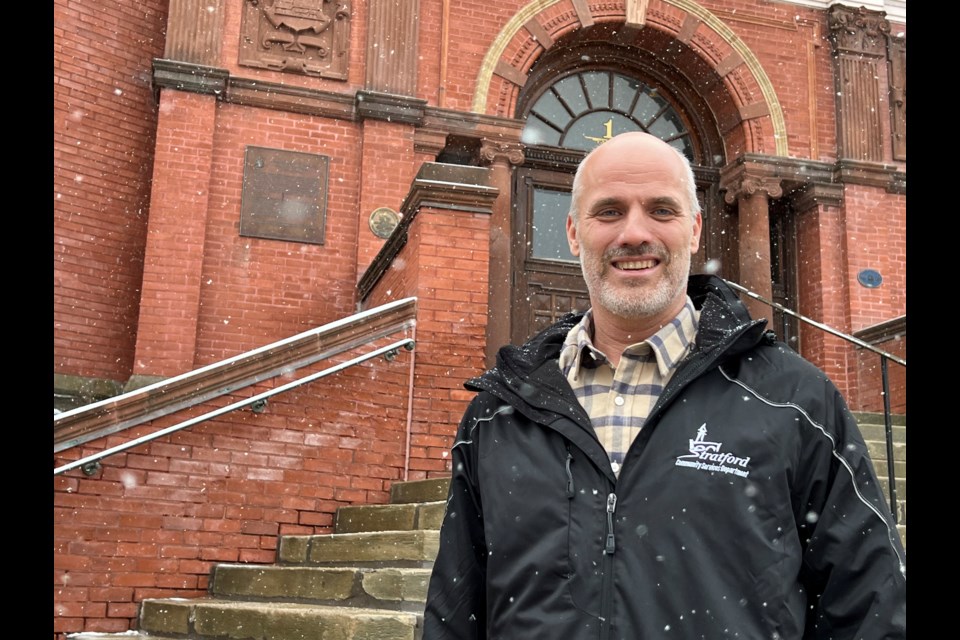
[827,5,890,57]
[480,139,525,166]
[723,175,783,205]
[240,0,351,79]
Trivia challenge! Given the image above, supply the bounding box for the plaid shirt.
[558,299,699,476]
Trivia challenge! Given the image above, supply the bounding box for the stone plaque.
[239,0,351,80]
[240,146,329,245]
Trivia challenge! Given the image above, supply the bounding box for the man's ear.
[566,214,580,257]
[690,212,703,254]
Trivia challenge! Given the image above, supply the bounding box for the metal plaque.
[240,146,329,245]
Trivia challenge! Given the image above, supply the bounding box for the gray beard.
[580,247,690,320]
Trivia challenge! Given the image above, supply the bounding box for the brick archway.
[470,0,788,157]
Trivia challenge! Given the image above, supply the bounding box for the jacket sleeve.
[794,387,906,640]
[422,397,488,640]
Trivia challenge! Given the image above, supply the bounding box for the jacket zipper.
[604,493,617,554]
[599,491,617,640]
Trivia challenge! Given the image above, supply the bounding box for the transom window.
[520,70,694,160]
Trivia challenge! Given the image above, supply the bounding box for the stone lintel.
[356,91,427,126]
[835,159,904,191]
[152,58,229,96]
[228,77,356,120]
[789,182,845,213]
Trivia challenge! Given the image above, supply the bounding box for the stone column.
[722,174,782,328]
[479,139,525,367]
[827,5,892,162]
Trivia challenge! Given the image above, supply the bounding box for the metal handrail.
[54,339,415,476]
[724,279,904,523]
[54,297,418,474]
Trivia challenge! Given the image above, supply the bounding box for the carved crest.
[240,0,351,79]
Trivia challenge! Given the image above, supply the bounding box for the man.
[423,132,906,639]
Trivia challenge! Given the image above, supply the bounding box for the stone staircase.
[855,412,907,548]
[69,412,904,640]
[70,477,450,640]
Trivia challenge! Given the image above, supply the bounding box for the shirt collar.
[559,298,699,378]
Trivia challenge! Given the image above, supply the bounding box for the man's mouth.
[615,259,657,271]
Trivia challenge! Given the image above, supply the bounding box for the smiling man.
[424,132,906,639]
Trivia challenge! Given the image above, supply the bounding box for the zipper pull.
[565,452,575,498]
[604,493,617,555]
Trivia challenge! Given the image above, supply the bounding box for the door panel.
[512,168,590,345]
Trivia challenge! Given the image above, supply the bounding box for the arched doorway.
[509,36,733,345]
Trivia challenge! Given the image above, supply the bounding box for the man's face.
[566,133,702,327]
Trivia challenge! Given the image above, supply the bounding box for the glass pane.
[581,71,609,109]
[531,188,576,262]
[647,109,683,140]
[553,75,589,114]
[521,114,562,146]
[669,136,694,162]
[531,90,573,130]
[612,74,640,113]
[632,91,667,127]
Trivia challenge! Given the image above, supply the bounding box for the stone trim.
[357,164,499,302]
[355,91,427,126]
[853,316,906,345]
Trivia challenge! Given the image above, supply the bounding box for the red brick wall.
[133,89,215,377]
[54,344,415,637]
[842,185,907,332]
[193,103,364,364]
[404,207,492,478]
[53,0,168,381]
[357,121,420,274]
[364,203,492,479]
[856,334,906,414]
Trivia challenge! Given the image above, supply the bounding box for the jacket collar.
[466,275,767,413]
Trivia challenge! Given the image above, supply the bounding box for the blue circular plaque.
[857,269,882,288]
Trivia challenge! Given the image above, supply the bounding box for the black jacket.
[423,275,906,640]
[423,276,906,640]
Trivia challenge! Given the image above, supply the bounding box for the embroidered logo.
[675,423,751,478]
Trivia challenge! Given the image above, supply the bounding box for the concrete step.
[859,422,906,444]
[389,477,450,504]
[210,565,431,611]
[866,440,906,463]
[139,598,420,640]
[877,476,906,499]
[335,501,446,533]
[278,530,440,568]
[852,412,906,428]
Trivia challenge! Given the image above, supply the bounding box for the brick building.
[54,0,906,636]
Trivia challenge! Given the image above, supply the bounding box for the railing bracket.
[81,461,101,477]
[250,399,268,413]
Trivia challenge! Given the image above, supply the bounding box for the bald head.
[569,132,700,223]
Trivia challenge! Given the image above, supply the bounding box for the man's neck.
[590,301,686,368]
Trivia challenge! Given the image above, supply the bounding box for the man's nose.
[616,208,656,247]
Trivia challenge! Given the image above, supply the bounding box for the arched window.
[521,70,695,160]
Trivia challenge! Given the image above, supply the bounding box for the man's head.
[566,132,702,330]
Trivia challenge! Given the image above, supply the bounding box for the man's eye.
[652,208,677,217]
[595,209,621,218]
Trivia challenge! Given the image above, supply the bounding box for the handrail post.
[881,356,898,524]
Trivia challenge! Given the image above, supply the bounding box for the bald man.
[424,133,905,639]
